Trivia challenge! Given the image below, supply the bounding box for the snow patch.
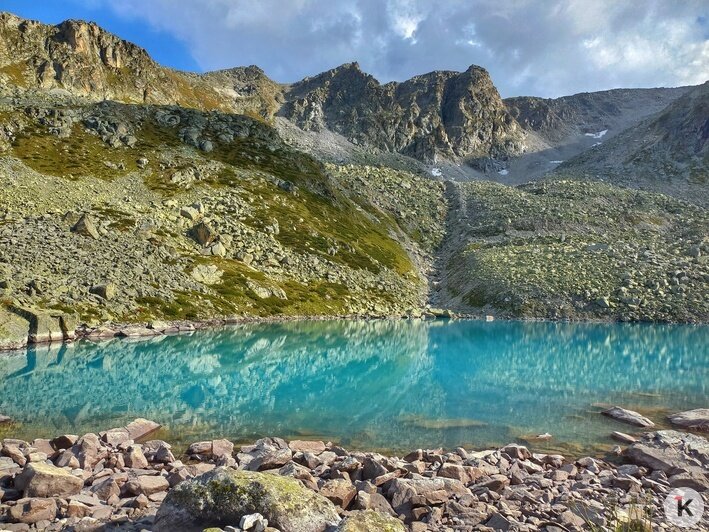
[549,160,564,164]
[498,169,509,175]
[430,167,442,177]
[585,129,608,139]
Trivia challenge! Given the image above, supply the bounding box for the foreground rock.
[154,468,341,532]
[0,422,708,531]
[667,408,709,431]
[601,406,655,427]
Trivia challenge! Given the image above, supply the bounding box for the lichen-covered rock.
[153,467,341,532]
[335,510,405,532]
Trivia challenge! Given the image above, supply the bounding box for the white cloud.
[81,0,708,97]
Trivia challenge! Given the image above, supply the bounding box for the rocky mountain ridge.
[555,82,709,205]
[0,10,707,349]
[0,12,520,165]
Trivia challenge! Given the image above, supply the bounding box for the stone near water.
[611,431,637,444]
[320,478,357,509]
[667,408,709,431]
[14,462,83,497]
[124,418,161,441]
[154,467,341,532]
[602,406,655,427]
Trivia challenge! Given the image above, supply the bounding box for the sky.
[2,0,708,97]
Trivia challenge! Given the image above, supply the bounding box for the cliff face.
[0,13,526,164]
[281,63,525,163]
[0,13,235,110]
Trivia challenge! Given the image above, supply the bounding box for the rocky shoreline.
[5,308,707,355]
[0,417,707,532]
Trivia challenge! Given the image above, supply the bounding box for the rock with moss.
[153,467,341,532]
[336,510,405,532]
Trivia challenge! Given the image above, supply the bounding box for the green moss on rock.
[154,467,340,532]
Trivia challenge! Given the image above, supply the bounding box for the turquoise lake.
[0,320,707,456]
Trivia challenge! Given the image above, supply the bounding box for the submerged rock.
[601,406,655,427]
[153,467,341,532]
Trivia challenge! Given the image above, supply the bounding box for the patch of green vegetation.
[0,62,28,87]
[12,124,138,179]
[93,206,136,231]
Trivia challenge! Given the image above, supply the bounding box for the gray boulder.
[153,467,340,532]
[667,409,709,431]
[602,406,655,427]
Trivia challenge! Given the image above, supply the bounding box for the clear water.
[0,320,707,456]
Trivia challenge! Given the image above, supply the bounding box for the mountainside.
[281,62,525,164]
[506,87,690,147]
[555,82,709,205]
[0,13,525,165]
[0,11,707,349]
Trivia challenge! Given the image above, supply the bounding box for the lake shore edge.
[3,309,706,354]
[0,418,707,531]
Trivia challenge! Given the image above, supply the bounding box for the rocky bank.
[0,416,707,531]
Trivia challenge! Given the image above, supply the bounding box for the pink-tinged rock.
[320,478,356,509]
[8,497,58,524]
[14,462,83,497]
[289,440,327,454]
[125,474,169,496]
[125,419,161,441]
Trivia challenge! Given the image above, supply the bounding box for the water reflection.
[0,320,706,454]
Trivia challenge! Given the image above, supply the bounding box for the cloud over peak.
[84,0,708,97]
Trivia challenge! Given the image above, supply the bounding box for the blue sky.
[2,0,200,71]
[2,0,707,97]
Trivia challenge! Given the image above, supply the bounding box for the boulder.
[667,409,709,431]
[335,510,405,532]
[10,307,64,344]
[240,438,292,471]
[190,221,218,246]
[89,283,117,301]
[0,307,30,350]
[288,440,326,454]
[125,418,161,441]
[14,462,83,497]
[153,467,341,532]
[320,478,356,509]
[188,439,234,459]
[71,213,100,239]
[191,264,223,285]
[602,406,655,427]
[125,474,169,496]
[8,497,58,524]
[624,431,709,490]
[124,445,149,469]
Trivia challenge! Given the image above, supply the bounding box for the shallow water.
[0,320,707,455]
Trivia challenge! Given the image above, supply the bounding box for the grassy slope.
[1,102,426,324]
[447,180,708,322]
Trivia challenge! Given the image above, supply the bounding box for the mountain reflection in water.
[0,320,706,454]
